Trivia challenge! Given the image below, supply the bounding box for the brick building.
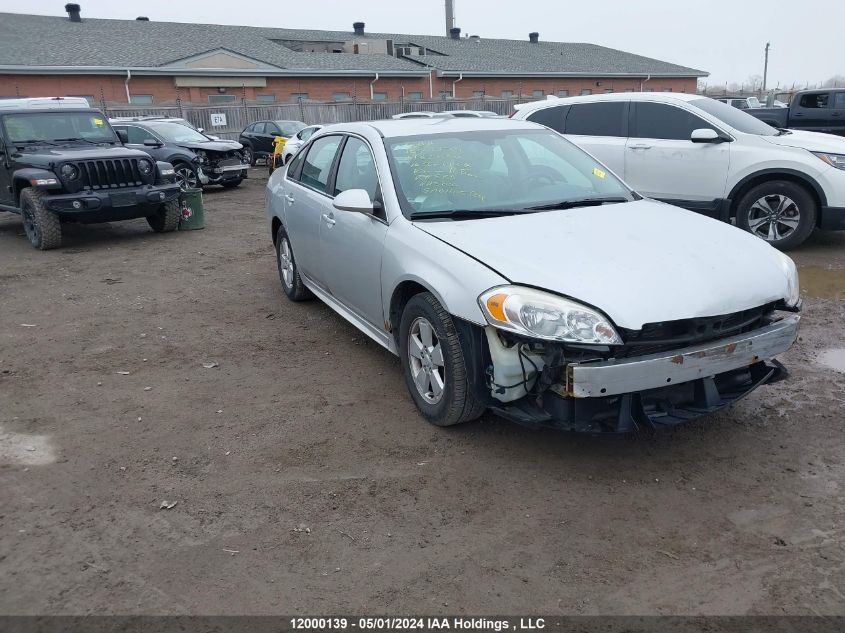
[0,5,707,106]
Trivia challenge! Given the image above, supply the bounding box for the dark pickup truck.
[749,89,845,136]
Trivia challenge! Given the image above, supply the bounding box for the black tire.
[399,292,485,427]
[275,228,311,301]
[242,144,256,167]
[221,179,242,189]
[736,180,816,250]
[147,200,180,233]
[173,161,200,192]
[20,188,61,250]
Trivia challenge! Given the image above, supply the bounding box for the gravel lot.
[1,169,844,615]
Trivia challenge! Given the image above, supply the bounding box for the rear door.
[791,92,832,132]
[559,101,628,177]
[282,134,343,288]
[624,101,730,214]
[830,91,845,135]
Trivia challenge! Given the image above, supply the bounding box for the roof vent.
[65,3,81,22]
[529,32,539,43]
[353,22,365,36]
[136,16,149,21]
[449,27,461,40]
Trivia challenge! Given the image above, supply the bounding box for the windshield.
[385,128,635,218]
[2,111,117,144]
[275,121,306,137]
[146,121,209,143]
[690,98,778,136]
[746,97,762,108]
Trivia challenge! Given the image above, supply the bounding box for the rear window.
[526,105,567,133]
[564,102,626,137]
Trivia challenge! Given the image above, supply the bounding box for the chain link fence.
[105,98,533,140]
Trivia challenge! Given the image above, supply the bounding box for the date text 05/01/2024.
[289,617,546,630]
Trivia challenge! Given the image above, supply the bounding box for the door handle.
[629,143,652,150]
[793,113,804,117]
[284,193,295,204]
[322,213,336,227]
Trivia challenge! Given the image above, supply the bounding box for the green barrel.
[179,188,205,230]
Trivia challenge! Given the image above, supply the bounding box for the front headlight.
[137,159,153,175]
[478,286,623,345]
[779,254,801,308]
[196,150,208,164]
[813,152,845,170]
[59,163,79,180]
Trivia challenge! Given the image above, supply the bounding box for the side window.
[564,102,626,137]
[526,106,567,133]
[833,93,845,109]
[632,102,715,140]
[267,124,281,136]
[126,125,152,144]
[799,93,829,109]
[300,128,315,141]
[299,135,342,193]
[286,146,307,180]
[253,122,266,134]
[333,137,380,202]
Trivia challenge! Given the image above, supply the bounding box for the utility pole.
[762,42,770,95]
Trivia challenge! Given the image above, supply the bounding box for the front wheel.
[242,145,255,167]
[20,188,61,250]
[736,180,816,250]
[147,200,180,233]
[399,292,485,427]
[173,162,200,192]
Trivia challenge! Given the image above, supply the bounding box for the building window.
[129,95,153,105]
[439,90,452,100]
[532,89,545,98]
[580,89,592,96]
[664,87,673,92]
[501,90,514,98]
[644,87,655,92]
[332,92,351,102]
[208,94,236,104]
[372,91,388,101]
[472,90,485,98]
[604,88,614,93]
[407,91,423,101]
[556,90,569,98]
[624,88,635,92]
[290,92,309,102]
[256,93,276,103]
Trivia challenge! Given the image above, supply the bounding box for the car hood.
[413,199,794,330]
[12,143,152,166]
[177,140,242,152]
[760,129,845,153]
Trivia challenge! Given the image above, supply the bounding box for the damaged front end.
[458,302,800,433]
[195,149,249,185]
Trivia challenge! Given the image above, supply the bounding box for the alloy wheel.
[408,317,446,404]
[279,237,294,289]
[175,166,198,191]
[243,147,253,165]
[747,194,800,242]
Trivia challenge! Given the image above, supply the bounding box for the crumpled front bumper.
[490,315,800,433]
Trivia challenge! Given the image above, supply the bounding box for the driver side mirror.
[333,189,375,214]
[691,128,728,143]
[115,129,128,144]
[143,138,162,147]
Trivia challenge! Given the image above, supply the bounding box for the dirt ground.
[1,169,844,616]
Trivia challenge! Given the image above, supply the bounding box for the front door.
[319,136,388,330]
[830,92,845,136]
[792,92,832,132]
[625,101,731,216]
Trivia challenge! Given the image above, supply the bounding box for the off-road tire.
[147,200,181,233]
[399,292,485,427]
[276,228,311,301]
[20,188,61,250]
[736,180,816,250]
[221,179,242,189]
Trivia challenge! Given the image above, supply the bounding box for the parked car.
[439,110,502,118]
[110,115,221,140]
[392,112,439,119]
[111,120,248,190]
[747,89,845,136]
[0,97,181,250]
[238,120,306,165]
[265,118,800,432]
[716,97,762,110]
[280,125,323,165]
[512,92,845,249]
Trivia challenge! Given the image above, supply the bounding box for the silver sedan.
[265,118,800,433]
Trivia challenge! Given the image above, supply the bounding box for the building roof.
[0,11,707,78]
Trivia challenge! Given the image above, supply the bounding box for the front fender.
[12,168,63,198]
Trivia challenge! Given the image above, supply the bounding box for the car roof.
[514,91,704,114]
[321,117,541,138]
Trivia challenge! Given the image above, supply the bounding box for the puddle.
[799,266,845,300]
[817,349,845,373]
[0,425,56,466]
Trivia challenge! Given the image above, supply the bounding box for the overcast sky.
[8,0,844,88]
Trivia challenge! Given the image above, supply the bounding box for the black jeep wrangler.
[0,98,181,250]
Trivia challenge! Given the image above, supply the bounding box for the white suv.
[512,93,845,249]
